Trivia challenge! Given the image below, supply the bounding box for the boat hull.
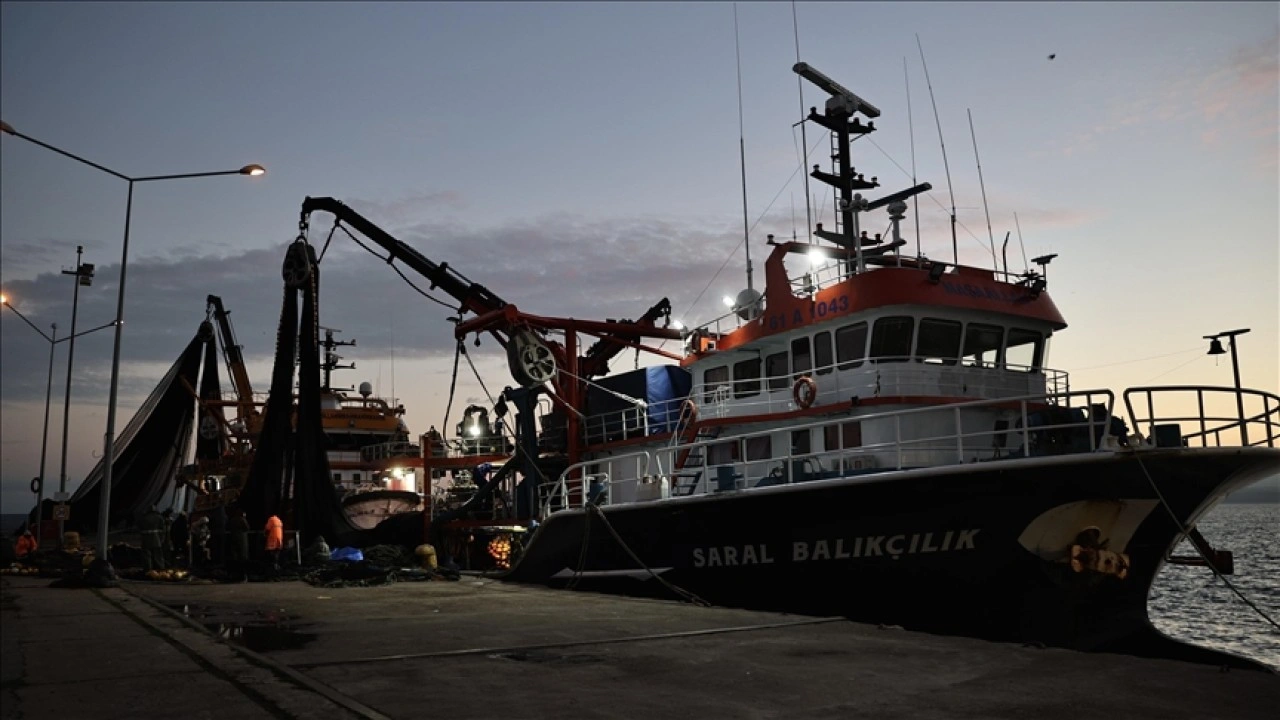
[503,447,1278,661]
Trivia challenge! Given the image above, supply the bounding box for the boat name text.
[692,529,980,567]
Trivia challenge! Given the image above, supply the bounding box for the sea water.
[1149,503,1280,671]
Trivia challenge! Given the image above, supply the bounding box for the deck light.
[722,295,735,308]
[928,262,947,284]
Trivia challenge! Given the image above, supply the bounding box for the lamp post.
[1,120,264,562]
[56,246,94,541]
[1205,328,1251,446]
[2,295,115,542]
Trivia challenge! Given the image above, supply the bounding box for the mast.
[734,3,754,292]
[917,35,958,266]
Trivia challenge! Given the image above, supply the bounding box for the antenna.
[917,34,958,266]
[1001,230,1010,277]
[1014,212,1029,273]
[905,57,921,259]
[734,3,754,292]
[390,313,396,408]
[968,108,998,270]
[793,0,813,243]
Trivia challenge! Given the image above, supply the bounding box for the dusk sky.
[2,2,1277,514]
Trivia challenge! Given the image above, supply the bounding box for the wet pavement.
[4,573,1279,719]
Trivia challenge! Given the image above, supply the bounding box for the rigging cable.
[733,2,754,292]
[792,0,812,243]
[1133,453,1280,632]
[333,223,459,311]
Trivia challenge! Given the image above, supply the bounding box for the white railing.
[549,389,1116,518]
[580,357,1069,445]
[1123,386,1280,449]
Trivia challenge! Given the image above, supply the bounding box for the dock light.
[809,248,826,267]
[722,295,735,308]
[670,320,684,331]
[240,164,266,176]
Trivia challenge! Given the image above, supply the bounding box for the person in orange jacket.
[15,529,38,558]
[264,515,284,569]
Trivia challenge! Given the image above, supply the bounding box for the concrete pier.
[3,574,1277,719]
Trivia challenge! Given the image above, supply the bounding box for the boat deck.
[5,575,1274,719]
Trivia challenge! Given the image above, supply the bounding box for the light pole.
[2,295,115,542]
[1205,328,1251,446]
[1,120,264,562]
[57,247,94,541]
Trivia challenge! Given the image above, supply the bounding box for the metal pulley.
[507,330,557,387]
[282,241,313,288]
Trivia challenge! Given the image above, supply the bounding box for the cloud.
[1051,32,1278,162]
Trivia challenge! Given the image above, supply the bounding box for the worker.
[190,515,211,566]
[170,511,190,567]
[264,514,284,569]
[226,507,250,582]
[15,529,38,558]
[139,506,167,572]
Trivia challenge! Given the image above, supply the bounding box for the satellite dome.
[359,381,373,398]
[734,288,764,321]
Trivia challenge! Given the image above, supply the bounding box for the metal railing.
[580,357,1069,445]
[1123,386,1280,449]
[551,389,1116,516]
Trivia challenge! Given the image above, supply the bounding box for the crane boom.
[206,295,258,428]
[300,196,508,318]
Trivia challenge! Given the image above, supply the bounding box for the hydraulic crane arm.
[300,196,508,318]
[206,295,256,416]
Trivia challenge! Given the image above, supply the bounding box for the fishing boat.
[481,63,1280,661]
[315,328,425,529]
[271,62,1277,664]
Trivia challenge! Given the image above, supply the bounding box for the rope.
[334,224,456,310]
[585,503,710,607]
[441,340,463,437]
[1132,452,1279,632]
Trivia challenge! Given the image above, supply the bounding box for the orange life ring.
[680,398,699,423]
[793,376,817,409]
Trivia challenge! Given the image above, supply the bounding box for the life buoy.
[680,398,699,423]
[793,376,817,409]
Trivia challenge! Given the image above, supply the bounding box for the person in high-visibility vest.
[15,530,38,558]
[264,515,284,569]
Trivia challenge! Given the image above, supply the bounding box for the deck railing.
[1123,386,1280,449]
[549,388,1116,517]
[580,357,1070,445]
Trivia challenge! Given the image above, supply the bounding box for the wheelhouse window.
[733,358,762,399]
[745,436,772,461]
[704,366,730,403]
[916,318,962,365]
[962,323,1004,368]
[822,421,862,451]
[766,351,789,391]
[836,322,867,370]
[814,331,833,375]
[869,316,914,363]
[791,336,812,380]
[1005,329,1044,371]
[708,440,738,465]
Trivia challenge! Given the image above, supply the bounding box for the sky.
[1,2,1277,514]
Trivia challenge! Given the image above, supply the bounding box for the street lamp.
[2,294,115,542]
[1205,328,1251,445]
[56,246,95,541]
[1,120,264,562]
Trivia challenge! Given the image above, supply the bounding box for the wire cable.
[1133,453,1279,632]
[334,224,457,310]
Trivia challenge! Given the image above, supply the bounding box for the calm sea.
[3,505,1277,667]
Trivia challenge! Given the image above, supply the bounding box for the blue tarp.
[645,365,692,433]
[331,547,364,562]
